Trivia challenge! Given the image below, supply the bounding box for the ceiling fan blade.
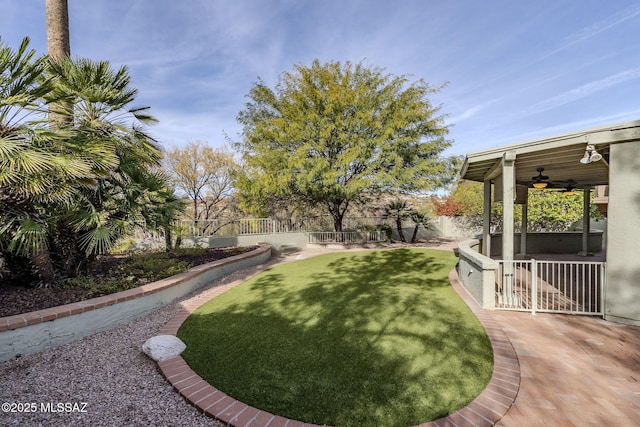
[531,167,549,181]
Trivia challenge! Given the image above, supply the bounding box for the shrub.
[63,251,193,298]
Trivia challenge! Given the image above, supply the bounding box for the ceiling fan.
[531,168,550,188]
[552,180,578,195]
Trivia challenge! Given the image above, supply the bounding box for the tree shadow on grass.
[179,249,492,427]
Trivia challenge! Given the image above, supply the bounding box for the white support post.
[502,151,516,303]
[483,179,492,256]
[579,185,593,256]
[519,188,529,259]
[599,262,606,316]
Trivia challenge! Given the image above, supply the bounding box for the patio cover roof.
[460,120,640,188]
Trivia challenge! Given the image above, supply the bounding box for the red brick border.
[158,262,520,427]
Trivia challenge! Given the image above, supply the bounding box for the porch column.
[501,151,516,261]
[579,185,592,256]
[501,151,516,305]
[482,179,492,256]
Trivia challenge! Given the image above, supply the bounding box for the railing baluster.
[582,265,593,311]
[567,261,572,311]
[531,259,537,314]
[305,231,384,244]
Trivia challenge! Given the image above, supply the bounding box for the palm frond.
[8,217,48,257]
[77,225,115,255]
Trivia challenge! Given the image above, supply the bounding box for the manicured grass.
[178,249,493,427]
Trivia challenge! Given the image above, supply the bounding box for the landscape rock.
[142,335,186,362]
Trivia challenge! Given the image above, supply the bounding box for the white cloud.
[507,108,640,143]
[527,67,640,115]
[450,98,502,123]
[546,3,640,57]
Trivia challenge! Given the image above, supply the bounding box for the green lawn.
[178,249,493,427]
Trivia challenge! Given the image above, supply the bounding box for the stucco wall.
[456,239,498,309]
[178,233,309,251]
[605,142,640,325]
[489,231,604,256]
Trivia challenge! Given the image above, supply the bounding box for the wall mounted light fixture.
[580,145,602,164]
[580,150,591,164]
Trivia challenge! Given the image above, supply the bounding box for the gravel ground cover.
[0,266,267,427]
[0,303,220,426]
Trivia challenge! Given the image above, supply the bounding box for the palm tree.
[0,37,51,135]
[1,39,175,284]
[45,0,71,127]
[137,172,186,250]
[0,38,115,282]
[384,199,414,242]
[44,57,165,265]
[409,211,432,243]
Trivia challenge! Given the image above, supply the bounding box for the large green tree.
[235,59,453,232]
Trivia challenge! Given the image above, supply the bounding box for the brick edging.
[0,244,271,333]
[157,264,325,427]
[159,260,520,427]
[428,268,520,426]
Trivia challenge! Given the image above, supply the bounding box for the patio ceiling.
[460,120,640,189]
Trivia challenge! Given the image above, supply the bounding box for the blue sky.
[2,0,639,156]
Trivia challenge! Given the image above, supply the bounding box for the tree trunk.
[45,0,70,60]
[396,217,406,242]
[333,216,343,233]
[411,224,420,243]
[329,201,345,232]
[30,245,55,284]
[163,226,173,251]
[54,222,81,276]
[45,0,71,127]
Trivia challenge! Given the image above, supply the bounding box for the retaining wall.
[0,244,272,362]
[166,216,482,251]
